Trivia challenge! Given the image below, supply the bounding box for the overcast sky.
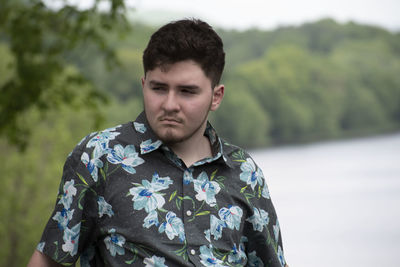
[67,0,400,31]
[129,0,400,31]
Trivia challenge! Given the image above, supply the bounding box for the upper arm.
[27,250,66,267]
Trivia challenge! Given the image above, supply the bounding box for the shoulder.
[221,138,257,165]
[70,122,135,155]
[65,122,137,178]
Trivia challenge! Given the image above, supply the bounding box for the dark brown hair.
[143,19,225,87]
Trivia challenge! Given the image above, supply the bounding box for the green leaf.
[78,188,88,210]
[53,241,58,258]
[217,181,225,190]
[210,169,218,180]
[104,162,109,174]
[244,193,254,198]
[216,175,225,182]
[196,211,210,217]
[76,172,88,186]
[176,198,182,210]
[158,208,168,213]
[240,186,247,193]
[100,167,106,181]
[125,254,137,264]
[169,190,177,202]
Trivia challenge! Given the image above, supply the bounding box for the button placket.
[181,167,199,263]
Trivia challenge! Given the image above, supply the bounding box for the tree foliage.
[0,105,97,267]
[1,14,400,266]
[217,19,400,145]
[61,18,400,146]
[0,0,130,150]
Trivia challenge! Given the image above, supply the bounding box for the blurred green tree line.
[1,1,400,264]
[71,18,400,148]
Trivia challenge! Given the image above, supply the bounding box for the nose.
[162,90,180,112]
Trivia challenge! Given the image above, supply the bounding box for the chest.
[93,156,250,264]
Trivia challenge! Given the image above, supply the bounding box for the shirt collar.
[132,111,235,168]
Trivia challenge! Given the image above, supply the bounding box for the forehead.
[145,60,211,85]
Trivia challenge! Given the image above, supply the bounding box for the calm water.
[250,133,400,267]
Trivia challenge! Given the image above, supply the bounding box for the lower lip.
[161,120,181,125]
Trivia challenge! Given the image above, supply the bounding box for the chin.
[156,129,185,144]
[160,136,186,146]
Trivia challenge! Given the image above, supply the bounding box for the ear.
[210,84,224,111]
[141,76,145,88]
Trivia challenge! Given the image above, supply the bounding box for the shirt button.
[190,249,196,255]
[186,210,192,216]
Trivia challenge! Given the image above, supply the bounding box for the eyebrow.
[149,80,200,90]
[149,80,168,87]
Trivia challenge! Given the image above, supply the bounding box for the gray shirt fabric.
[37,112,286,267]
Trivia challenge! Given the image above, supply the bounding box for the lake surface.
[250,133,400,267]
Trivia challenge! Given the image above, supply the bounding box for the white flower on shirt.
[246,207,269,232]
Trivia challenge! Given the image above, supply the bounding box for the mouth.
[159,117,183,124]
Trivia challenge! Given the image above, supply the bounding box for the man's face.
[142,60,224,146]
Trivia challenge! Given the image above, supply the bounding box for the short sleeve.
[37,141,101,265]
[242,161,287,267]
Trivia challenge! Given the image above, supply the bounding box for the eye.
[152,87,166,92]
[181,89,197,95]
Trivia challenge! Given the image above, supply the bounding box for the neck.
[169,134,212,167]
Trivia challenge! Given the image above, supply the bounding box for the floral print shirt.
[38,112,286,267]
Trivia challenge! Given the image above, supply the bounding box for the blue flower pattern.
[97,196,114,218]
[228,242,247,265]
[193,171,221,207]
[134,122,147,133]
[239,158,264,190]
[36,242,45,253]
[37,114,286,266]
[104,228,126,256]
[273,219,280,243]
[52,179,82,258]
[57,180,77,209]
[277,246,286,267]
[129,172,172,213]
[199,245,226,267]
[247,207,270,232]
[81,152,103,182]
[219,205,243,230]
[144,255,168,267]
[53,208,74,230]
[62,223,81,257]
[262,178,270,199]
[140,139,162,154]
[107,144,144,174]
[210,214,226,240]
[143,210,159,228]
[159,211,185,242]
[87,130,120,153]
[183,168,194,184]
[209,205,243,240]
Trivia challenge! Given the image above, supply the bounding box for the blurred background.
[0,0,399,266]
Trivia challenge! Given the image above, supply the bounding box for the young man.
[28,19,287,267]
